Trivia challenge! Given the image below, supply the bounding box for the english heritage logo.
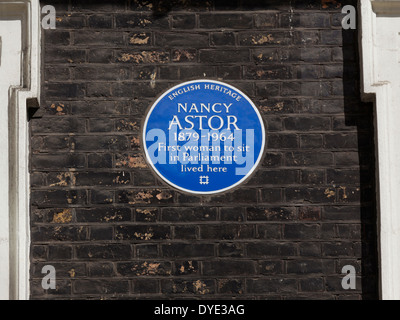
[143,80,266,194]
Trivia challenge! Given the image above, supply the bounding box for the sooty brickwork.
[30,0,379,299]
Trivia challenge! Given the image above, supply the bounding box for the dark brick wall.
[30,0,379,299]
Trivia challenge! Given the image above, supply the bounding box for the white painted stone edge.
[360,0,400,300]
[0,0,41,300]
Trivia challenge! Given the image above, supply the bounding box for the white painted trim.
[0,0,41,300]
[360,0,400,300]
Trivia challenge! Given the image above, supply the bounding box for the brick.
[71,0,126,12]
[88,262,115,277]
[322,242,355,257]
[74,31,125,46]
[115,225,171,241]
[284,224,320,239]
[174,225,197,240]
[174,260,199,275]
[285,152,333,167]
[86,82,112,97]
[199,49,250,63]
[32,246,47,261]
[267,134,298,149]
[199,13,253,29]
[115,50,170,64]
[55,15,86,29]
[244,65,291,80]
[31,118,85,134]
[262,153,283,167]
[259,261,283,275]
[88,49,113,63]
[44,83,85,99]
[75,66,130,81]
[220,207,245,221]
[216,66,242,80]
[172,14,196,29]
[294,65,323,80]
[320,30,343,45]
[241,0,291,10]
[239,32,292,46]
[324,133,358,149]
[300,134,323,149]
[72,136,129,151]
[286,260,334,274]
[280,13,330,28]
[132,279,159,293]
[179,65,216,79]
[41,0,68,12]
[261,188,283,203]
[285,116,331,131]
[161,207,217,222]
[44,48,86,64]
[90,190,114,204]
[336,224,362,240]
[162,243,214,258]
[136,244,159,258]
[218,243,244,257]
[34,0,378,300]
[155,32,209,47]
[172,49,197,62]
[202,260,256,276]
[300,169,325,185]
[135,208,158,222]
[246,278,297,293]
[128,32,152,46]
[88,15,113,28]
[74,280,129,295]
[30,173,45,187]
[257,224,282,239]
[75,171,131,186]
[248,169,299,185]
[161,279,215,295]
[117,189,174,205]
[285,187,336,204]
[44,67,71,81]
[76,244,132,260]
[323,206,361,221]
[44,31,70,46]
[31,226,87,242]
[327,169,360,185]
[200,224,254,240]
[254,13,278,28]
[247,207,297,221]
[76,207,131,223]
[299,242,321,257]
[89,226,113,240]
[246,242,297,257]
[115,13,169,29]
[298,207,321,221]
[31,190,87,207]
[117,261,172,276]
[32,208,72,224]
[300,278,325,292]
[88,119,113,133]
[48,246,73,260]
[255,82,280,99]
[321,223,336,240]
[211,32,236,46]
[113,82,171,97]
[217,279,244,294]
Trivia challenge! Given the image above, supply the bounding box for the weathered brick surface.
[31,0,378,299]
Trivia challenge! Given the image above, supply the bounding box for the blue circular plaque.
[143,79,265,194]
